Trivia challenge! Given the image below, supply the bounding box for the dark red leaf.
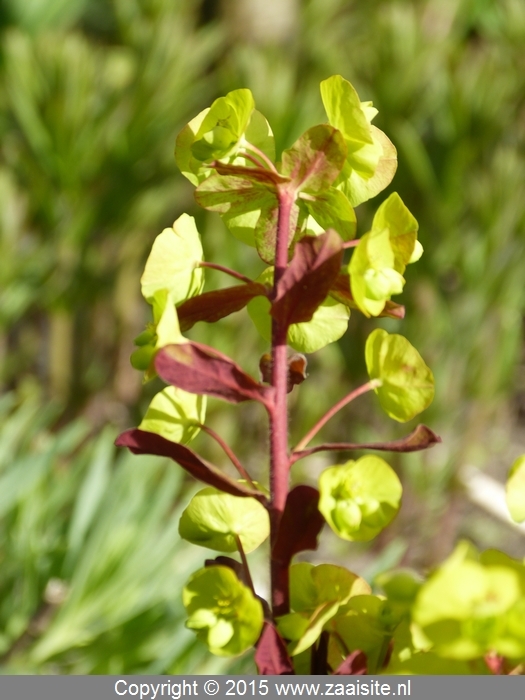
[291,425,441,464]
[333,650,368,675]
[272,486,325,565]
[115,429,267,502]
[271,230,343,327]
[177,283,268,331]
[155,343,273,407]
[330,273,405,320]
[255,623,295,675]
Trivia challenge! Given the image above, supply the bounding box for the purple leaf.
[333,650,368,675]
[272,486,325,565]
[177,283,268,331]
[291,425,441,464]
[255,623,295,675]
[330,273,405,320]
[155,343,273,407]
[271,230,343,327]
[281,125,347,194]
[115,429,266,502]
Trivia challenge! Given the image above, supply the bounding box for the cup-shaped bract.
[179,487,270,553]
[365,329,434,422]
[183,566,264,656]
[140,214,204,305]
[318,456,402,542]
[320,75,397,206]
[506,455,525,523]
[138,386,206,445]
[175,88,274,186]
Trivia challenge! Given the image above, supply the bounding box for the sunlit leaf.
[140,214,204,304]
[318,456,402,542]
[303,187,356,241]
[365,329,434,422]
[371,193,419,274]
[179,487,269,553]
[281,125,346,194]
[506,455,525,523]
[138,386,206,445]
[183,566,264,656]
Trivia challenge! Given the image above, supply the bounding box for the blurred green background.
[1,0,524,674]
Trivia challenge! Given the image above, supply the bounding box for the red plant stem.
[269,185,295,617]
[292,379,381,453]
[244,142,279,173]
[198,261,253,285]
[198,424,257,488]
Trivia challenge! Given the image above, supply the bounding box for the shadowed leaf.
[273,486,325,566]
[177,283,268,331]
[115,429,266,502]
[271,230,343,327]
[155,343,273,406]
[255,622,295,675]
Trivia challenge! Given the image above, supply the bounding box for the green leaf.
[183,566,264,656]
[318,456,402,542]
[248,268,349,353]
[365,329,434,422]
[179,487,270,553]
[320,76,379,178]
[140,214,204,304]
[371,193,419,274]
[412,546,524,660]
[278,563,370,656]
[130,290,186,379]
[303,187,356,242]
[138,386,206,445]
[506,455,525,523]
[328,595,392,674]
[281,125,346,194]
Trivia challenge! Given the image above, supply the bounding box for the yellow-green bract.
[140,214,204,304]
[318,455,402,542]
[365,328,434,422]
[138,386,206,445]
[412,543,525,660]
[183,566,263,656]
[178,487,270,553]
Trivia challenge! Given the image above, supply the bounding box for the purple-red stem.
[269,185,295,617]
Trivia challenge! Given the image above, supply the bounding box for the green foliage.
[178,488,269,553]
[139,387,206,445]
[365,329,435,422]
[318,456,403,542]
[183,567,264,657]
